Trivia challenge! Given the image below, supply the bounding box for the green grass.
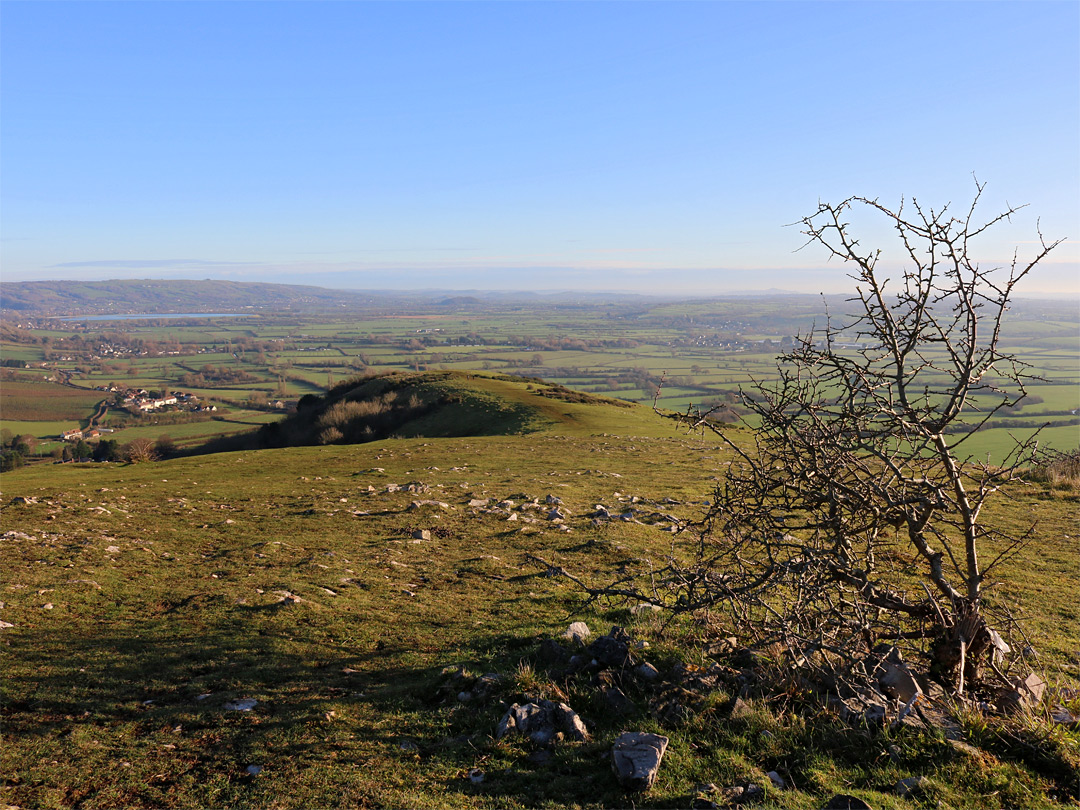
[2,383,1077,808]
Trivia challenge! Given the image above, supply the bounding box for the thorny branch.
[548,181,1062,699]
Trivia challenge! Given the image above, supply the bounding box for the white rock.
[223,698,258,711]
[563,621,591,643]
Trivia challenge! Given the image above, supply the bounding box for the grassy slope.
[2,377,1078,809]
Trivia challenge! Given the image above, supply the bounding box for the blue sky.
[2,1,1077,294]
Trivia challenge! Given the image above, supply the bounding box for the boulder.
[612,731,668,791]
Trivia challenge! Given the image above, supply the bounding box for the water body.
[58,312,255,322]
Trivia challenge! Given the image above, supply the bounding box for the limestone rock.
[563,621,591,644]
[611,731,668,791]
[497,699,588,744]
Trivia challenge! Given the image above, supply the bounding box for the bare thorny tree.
[551,182,1063,702]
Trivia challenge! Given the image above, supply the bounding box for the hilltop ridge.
[190,370,643,456]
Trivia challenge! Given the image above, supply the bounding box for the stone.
[411,529,431,541]
[766,770,786,789]
[536,638,570,667]
[998,672,1048,714]
[588,627,632,669]
[879,660,921,703]
[563,621,591,644]
[1052,705,1080,729]
[742,784,765,803]
[630,602,662,615]
[611,732,668,791]
[498,700,587,744]
[554,701,589,741]
[635,662,660,681]
[223,698,258,711]
[545,494,562,505]
[467,768,485,784]
[822,796,874,810]
[894,776,929,797]
[728,697,754,719]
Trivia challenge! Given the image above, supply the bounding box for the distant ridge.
[0,278,376,316]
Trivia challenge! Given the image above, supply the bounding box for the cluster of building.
[97,385,215,413]
[60,427,114,442]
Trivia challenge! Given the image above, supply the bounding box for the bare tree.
[558,182,1062,699]
[122,437,158,463]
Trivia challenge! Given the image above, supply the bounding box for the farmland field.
[0,380,104,421]
[2,293,1077,462]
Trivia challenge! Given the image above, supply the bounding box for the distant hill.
[189,370,638,456]
[0,278,374,316]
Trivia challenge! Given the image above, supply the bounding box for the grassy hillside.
[190,371,647,455]
[2,379,1078,809]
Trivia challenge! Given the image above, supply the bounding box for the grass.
[2,380,1078,808]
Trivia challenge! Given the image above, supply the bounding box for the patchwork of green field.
[2,295,1076,463]
[0,419,79,440]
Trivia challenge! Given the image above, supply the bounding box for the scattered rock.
[630,602,661,615]
[563,621,591,644]
[766,770,786,789]
[497,700,588,744]
[2,530,37,541]
[411,529,431,541]
[223,698,258,711]
[11,496,38,506]
[894,775,929,797]
[467,767,485,784]
[611,731,668,791]
[245,765,263,775]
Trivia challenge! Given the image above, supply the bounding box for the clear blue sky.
[2,1,1077,294]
